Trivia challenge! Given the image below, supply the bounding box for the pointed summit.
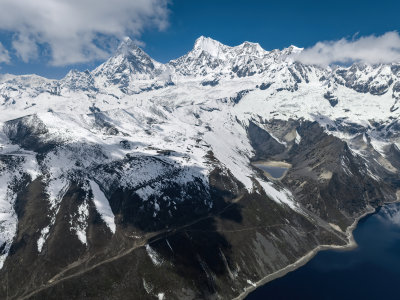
[93,36,162,76]
[235,41,266,57]
[284,45,303,55]
[192,36,230,59]
[116,37,142,52]
[122,36,133,43]
[114,37,149,60]
[92,37,166,92]
[194,36,223,49]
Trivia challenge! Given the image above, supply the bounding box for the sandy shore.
[233,205,377,300]
[252,160,292,168]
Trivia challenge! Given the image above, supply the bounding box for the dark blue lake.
[246,203,400,300]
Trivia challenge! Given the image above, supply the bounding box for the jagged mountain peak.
[266,45,303,61]
[65,69,91,77]
[283,45,303,56]
[191,36,268,59]
[234,41,266,57]
[169,36,305,79]
[2,36,399,99]
[119,36,136,47]
[91,37,166,91]
[194,35,220,47]
[95,36,162,73]
[60,69,95,92]
[115,37,149,59]
[191,36,303,60]
[191,36,230,59]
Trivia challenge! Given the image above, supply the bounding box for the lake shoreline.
[233,201,397,300]
[251,160,291,180]
[251,160,292,168]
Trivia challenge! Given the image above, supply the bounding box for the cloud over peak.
[295,31,400,66]
[0,0,169,66]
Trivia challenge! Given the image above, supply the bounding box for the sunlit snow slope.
[1,36,400,300]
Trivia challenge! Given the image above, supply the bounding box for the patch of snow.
[258,180,298,210]
[36,176,70,253]
[146,244,163,266]
[157,293,165,300]
[70,199,89,245]
[246,279,256,287]
[89,180,116,233]
[295,130,301,144]
[37,226,50,252]
[0,152,40,266]
[143,278,153,294]
[46,177,70,211]
[362,133,368,144]
[0,172,17,268]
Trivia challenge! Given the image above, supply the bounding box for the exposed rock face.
[0,37,399,299]
[247,121,285,160]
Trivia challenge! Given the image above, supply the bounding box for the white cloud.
[12,34,38,62]
[295,31,400,66]
[0,0,169,66]
[0,42,10,64]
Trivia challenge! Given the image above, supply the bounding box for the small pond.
[253,164,288,179]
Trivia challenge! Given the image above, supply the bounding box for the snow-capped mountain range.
[1,36,400,299]
[1,36,400,120]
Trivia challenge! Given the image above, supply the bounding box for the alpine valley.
[0,36,400,299]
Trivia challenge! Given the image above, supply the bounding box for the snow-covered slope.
[92,37,171,95]
[1,36,400,299]
[1,36,400,255]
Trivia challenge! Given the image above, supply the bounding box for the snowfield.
[0,36,399,268]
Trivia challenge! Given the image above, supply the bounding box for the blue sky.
[0,0,399,79]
